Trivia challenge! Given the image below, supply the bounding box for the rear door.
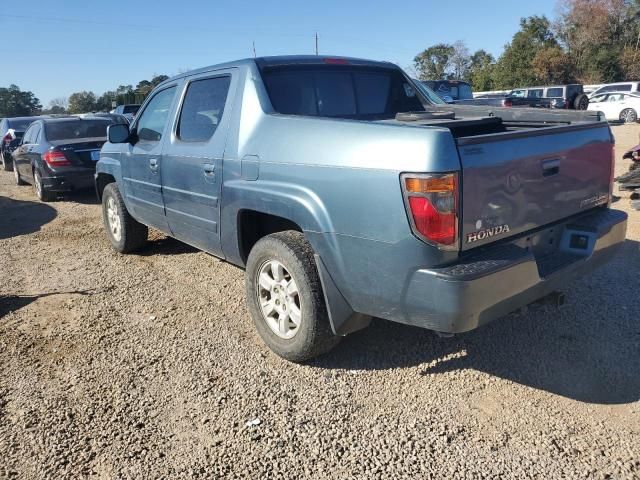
[458,123,613,250]
[122,84,179,233]
[161,70,235,255]
[14,123,38,181]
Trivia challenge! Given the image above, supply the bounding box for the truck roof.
[160,55,397,86]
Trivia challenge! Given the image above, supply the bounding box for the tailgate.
[457,123,613,250]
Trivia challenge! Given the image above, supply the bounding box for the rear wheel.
[34,169,55,202]
[574,94,589,110]
[13,164,26,185]
[245,231,340,362]
[101,182,148,253]
[620,108,638,124]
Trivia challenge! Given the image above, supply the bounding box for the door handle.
[149,158,158,172]
[542,158,560,177]
[203,163,215,176]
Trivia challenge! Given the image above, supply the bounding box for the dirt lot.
[0,125,639,479]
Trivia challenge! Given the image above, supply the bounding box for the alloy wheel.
[106,197,122,242]
[256,259,302,339]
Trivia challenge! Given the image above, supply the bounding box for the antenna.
[315,32,318,55]
[252,40,256,58]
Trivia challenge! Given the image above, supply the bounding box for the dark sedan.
[1,116,44,171]
[12,117,115,201]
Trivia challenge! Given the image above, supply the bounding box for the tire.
[620,108,638,124]
[1,152,13,172]
[13,164,26,185]
[101,182,148,253]
[245,231,340,362]
[574,93,589,110]
[33,169,56,202]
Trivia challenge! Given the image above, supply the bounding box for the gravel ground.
[0,124,639,479]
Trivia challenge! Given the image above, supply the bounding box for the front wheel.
[101,183,148,253]
[14,164,26,185]
[1,152,13,172]
[620,108,638,124]
[245,231,340,362]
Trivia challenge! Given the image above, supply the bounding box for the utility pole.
[315,32,318,55]
[252,40,256,58]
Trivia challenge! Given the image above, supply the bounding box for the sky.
[1,0,558,106]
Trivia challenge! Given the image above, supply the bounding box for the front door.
[161,71,236,255]
[122,85,179,233]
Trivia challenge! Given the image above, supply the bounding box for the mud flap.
[314,254,372,336]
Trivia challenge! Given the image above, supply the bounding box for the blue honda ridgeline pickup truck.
[95,56,627,362]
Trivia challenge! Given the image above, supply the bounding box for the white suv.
[589,82,640,98]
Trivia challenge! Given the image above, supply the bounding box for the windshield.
[45,119,113,141]
[261,65,434,119]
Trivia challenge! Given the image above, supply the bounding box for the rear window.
[545,87,563,97]
[8,119,37,131]
[261,66,425,119]
[44,120,113,141]
[122,105,140,114]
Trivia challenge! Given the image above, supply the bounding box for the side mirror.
[108,123,130,144]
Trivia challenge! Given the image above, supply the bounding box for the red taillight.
[42,150,71,167]
[2,133,11,144]
[402,173,458,249]
[502,98,513,107]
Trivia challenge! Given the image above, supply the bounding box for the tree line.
[0,74,169,117]
[3,0,640,117]
[414,0,640,91]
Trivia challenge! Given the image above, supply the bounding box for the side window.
[617,84,632,92]
[510,89,526,98]
[177,76,231,142]
[135,86,177,142]
[528,89,544,98]
[545,87,563,97]
[30,124,41,143]
[22,125,35,144]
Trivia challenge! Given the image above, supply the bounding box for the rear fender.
[221,179,340,267]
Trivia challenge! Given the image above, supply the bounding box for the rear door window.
[177,76,231,142]
[527,89,544,98]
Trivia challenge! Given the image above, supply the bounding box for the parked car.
[111,104,141,122]
[0,116,44,171]
[12,116,116,201]
[587,92,640,123]
[588,81,640,98]
[422,80,474,102]
[507,84,589,109]
[95,55,626,362]
[78,112,130,124]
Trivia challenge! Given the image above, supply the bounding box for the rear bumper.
[400,208,627,333]
[42,171,95,192]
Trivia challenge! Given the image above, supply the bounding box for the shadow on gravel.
[138,236,199,256]
[62,189,100,205]
[312,239,640,405]
[0,289,97,319]
[0,195,57,240]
